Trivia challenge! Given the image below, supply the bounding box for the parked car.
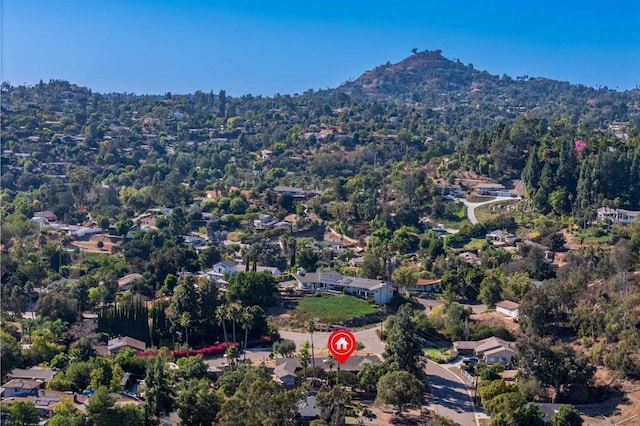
[462,357,479,365]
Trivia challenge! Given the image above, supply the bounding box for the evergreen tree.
[144,357,173,419]
[383,304,426,379]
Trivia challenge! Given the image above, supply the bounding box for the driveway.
[461,196,518,224]
[426,360,485,426]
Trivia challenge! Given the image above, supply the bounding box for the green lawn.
[424,348,457,363]
[294,294,378,324]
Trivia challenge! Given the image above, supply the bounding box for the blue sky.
[2,0,639,96]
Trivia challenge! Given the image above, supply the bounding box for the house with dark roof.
[107,336,146,354]
[7,367,58,384]
[292,271,394,304]
[1,390,89,421]
[408,279,442,293]
[273,358,303,387]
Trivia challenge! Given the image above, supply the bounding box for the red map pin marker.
[327,329,356,364]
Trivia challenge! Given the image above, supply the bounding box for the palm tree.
[240,306,263,360]
[229,304,241,344]
[305,320,316,372]
[215,305,229,343]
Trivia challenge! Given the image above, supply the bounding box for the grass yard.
[294,294,378,324]
[463,238,487,251]
[424,348,457,364]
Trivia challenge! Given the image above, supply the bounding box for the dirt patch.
[71,235,118,254]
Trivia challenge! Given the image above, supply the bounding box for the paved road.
[426,360,482,426]
[461,196,519,224]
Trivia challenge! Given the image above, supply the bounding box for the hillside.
[338,50,640,125]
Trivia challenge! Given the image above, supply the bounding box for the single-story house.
[475,183,508,196]
[486,230,518,245]
[453,337,516,366]
[495,300,520,319]
[107,336,146,355]
[182,235,207,247]
[596,207,639,225]
[408,279,442,293]
[7,367,58,384]
[292,271,395,304]
[484,346,516,366]
[210,260,282,278]
[1,379,42,397]
[117,273,144,292]
[459,251,481,266]
[33,210,57,222]
[1,390,89,421]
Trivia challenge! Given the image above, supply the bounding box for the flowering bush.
[574,140,587,153]
[137,341,239,359]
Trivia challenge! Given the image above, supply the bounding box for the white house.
[486,230,518,245]
[597,207,639,225]
[291,271,394,304]
[210,260,282,278]
[211,260,238,276]
[496,300,520,319]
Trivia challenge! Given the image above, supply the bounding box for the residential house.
[408,279,442,293]
[7,367,58,384]
[181,235,206,247]
[107,336,146,355]
[253,214,278,229]
[211,260,238,276]
[475,183,510,196]
[495,300,520,319]
[292,271,395,304]
[597,207,639,225]
[117,273,144,292]
[453,337,516,366]
[33,210,57,222]
[459,251,481,266]
[486,230,518,245]
[273,358,303,388]
[298,393,321,424]
[210,260,282,278]
[1,390,89,421]
[238,265,282,277]
[1,379,42,397]
[519,240,555,262]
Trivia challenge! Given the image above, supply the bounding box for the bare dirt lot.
[70,235,118,254]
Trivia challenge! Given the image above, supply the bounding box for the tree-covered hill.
[338,49,640,127]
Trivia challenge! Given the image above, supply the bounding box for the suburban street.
[426,360,483,426]
[461,196,518,224]
[279,327,486,426]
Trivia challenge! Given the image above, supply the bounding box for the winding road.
[461,196,520,224]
